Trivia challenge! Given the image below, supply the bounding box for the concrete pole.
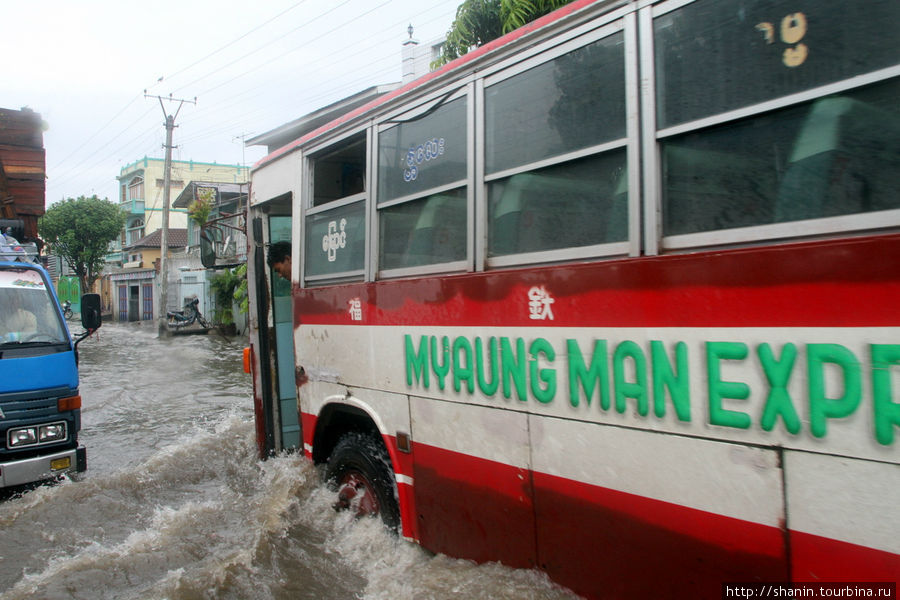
[158,112,174,337]
[146,93,194,337]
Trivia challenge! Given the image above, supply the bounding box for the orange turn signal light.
[243,347,252,375]
[58,395,82,412]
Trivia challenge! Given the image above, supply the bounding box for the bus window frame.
[640,0,900,255]
[293,0,900,286]
[301,126,372,287]
[479,13,640,268]
[373,84,475,280]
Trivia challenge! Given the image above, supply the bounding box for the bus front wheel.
[325,431,400,533]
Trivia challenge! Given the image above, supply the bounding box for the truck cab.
[0,242,100,489]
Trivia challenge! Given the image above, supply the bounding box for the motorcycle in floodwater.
[62,300,74,320]
[166,298,211,330]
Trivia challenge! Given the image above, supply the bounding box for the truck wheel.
[325,431,400,533]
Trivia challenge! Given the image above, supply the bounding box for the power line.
[162,0,311,85]
[174,2,455,143]
[47,0,461,202]
[172,0,357,97]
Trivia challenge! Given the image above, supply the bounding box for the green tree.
[434,0,574,66]
[39,195,126,294]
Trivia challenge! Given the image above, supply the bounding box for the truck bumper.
[0,446,86,488]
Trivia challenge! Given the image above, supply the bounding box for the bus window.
[377,97,467,204]
[312,134,365,207]
[306,133,367,283]
[488,151,627,257]
[484,32,625,175]
[654,0,900,129]
[376,95,468,273]
[379,188,466,269]
[661,133,780,236]
[484,29,627,261]
[776,90,900,222]
[304,201,366,280]
[662,78,900,237]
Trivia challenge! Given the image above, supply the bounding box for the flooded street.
[0,322,578,600]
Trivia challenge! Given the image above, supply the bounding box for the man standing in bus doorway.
[267,241,291,280]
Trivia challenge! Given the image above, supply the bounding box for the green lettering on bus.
[453,336,475,394]
[529,337,556,404]
[567,339,610,410]
[707,341,751,429]
[501,337,527,401]
[758,343,801,434]
[403,334,894,446]
[808,344,861,438]
[613,340,648,416]
[475,336,500,397]
[871,344,900,446]
[651,340,691,422]
[431,336,451,391]
[405,334,430,388]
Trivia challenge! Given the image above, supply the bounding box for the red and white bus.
[244,0,900,596]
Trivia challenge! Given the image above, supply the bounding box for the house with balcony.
[108,156,248,265]
[104,156,247,322]
[166,181,249,330]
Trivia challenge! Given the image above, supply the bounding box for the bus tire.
[325,431,400,533]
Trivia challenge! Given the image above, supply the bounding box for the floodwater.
[0,322,579,600]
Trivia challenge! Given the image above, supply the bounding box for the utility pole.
[145,92,196,337]
[232,132,253,181]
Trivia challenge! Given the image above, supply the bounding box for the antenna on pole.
[232,132,254,181]
[144,91,196,338]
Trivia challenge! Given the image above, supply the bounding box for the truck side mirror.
[200,228,216,269]
[80,293,102,331]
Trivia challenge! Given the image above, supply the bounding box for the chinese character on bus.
[348,298,362,321]
[527,286,555,320]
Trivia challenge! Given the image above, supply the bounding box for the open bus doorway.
[245,197,301,458]
[267,215,300,452]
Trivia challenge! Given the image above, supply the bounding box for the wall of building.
[118,157,249,235]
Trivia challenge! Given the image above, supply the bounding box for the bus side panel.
[531,417,787,598]
[790,533,900,582]
[410,398,537,567]
[785,452,900,581]
[532,474,788,599]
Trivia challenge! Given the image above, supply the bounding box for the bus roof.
[253,0,605,171]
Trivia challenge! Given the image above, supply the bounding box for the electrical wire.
[46,0,460,202]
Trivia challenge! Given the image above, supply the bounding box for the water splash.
[0,324,579,599]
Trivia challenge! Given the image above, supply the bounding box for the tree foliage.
[209,264,248,326]
[39,195,126,294]
[187,186,215,227]
[435,0,575,66]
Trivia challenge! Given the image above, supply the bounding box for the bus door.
[269,216,300,451]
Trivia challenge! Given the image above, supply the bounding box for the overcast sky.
[1,0,460,206]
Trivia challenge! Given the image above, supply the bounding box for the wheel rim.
[334,470,380,518]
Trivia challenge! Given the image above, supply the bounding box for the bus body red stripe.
[295,235,900,328]
[402,440,898,599]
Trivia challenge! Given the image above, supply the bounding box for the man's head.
[267,241,292,280]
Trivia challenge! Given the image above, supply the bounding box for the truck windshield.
[0,268,68,345]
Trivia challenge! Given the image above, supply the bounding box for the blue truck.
[0,237,101,490]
